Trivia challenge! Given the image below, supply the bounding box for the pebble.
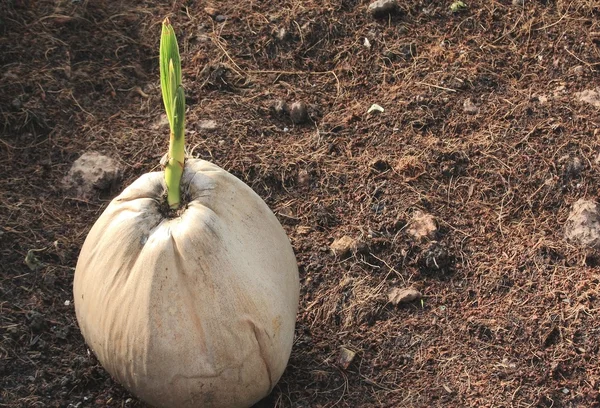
[388,287,421,305]
[338,347,356,369]
[62,152,121,200]
[330,235,367,257]
[565,199,600,248]
[368,0,398,17]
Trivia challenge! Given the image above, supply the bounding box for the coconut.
[73,158,299,408]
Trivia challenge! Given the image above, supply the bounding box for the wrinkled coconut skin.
[73,159,300,408]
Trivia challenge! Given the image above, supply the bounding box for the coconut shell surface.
[73,159,300,408]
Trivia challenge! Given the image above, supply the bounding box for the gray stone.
[388,287,421,305]
[368,0,398,17]
[565,199,600,248]
[63,152,121,199]
[330,235,367,257]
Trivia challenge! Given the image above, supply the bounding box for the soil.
[1,0,600,407]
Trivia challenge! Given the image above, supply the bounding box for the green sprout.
[160,18,185,209]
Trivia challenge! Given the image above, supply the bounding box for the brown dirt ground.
[2,0,600,407]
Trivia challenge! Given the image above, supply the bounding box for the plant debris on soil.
[1,0,600,407]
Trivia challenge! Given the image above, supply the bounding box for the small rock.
[215,15,227,23]
[388,287,421,305]
[512,0,524,5]
[64,300,71,306]
[63,152,121,200]
[406,210,438,241]
[463,98,479,114]
[565,199,600,248]
[575,88,600,108]
[368,0,398,18]
[289,101,309,124]
[330,235,366,257]
[198,119,218,131]
[338,347,356,369]
[270,99,287,116]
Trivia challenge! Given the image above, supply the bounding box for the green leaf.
[160,18,183,133]
[173,85,185,141]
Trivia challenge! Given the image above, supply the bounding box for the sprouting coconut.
[73,19,300,408]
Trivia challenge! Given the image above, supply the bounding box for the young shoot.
[160,18,185,209]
